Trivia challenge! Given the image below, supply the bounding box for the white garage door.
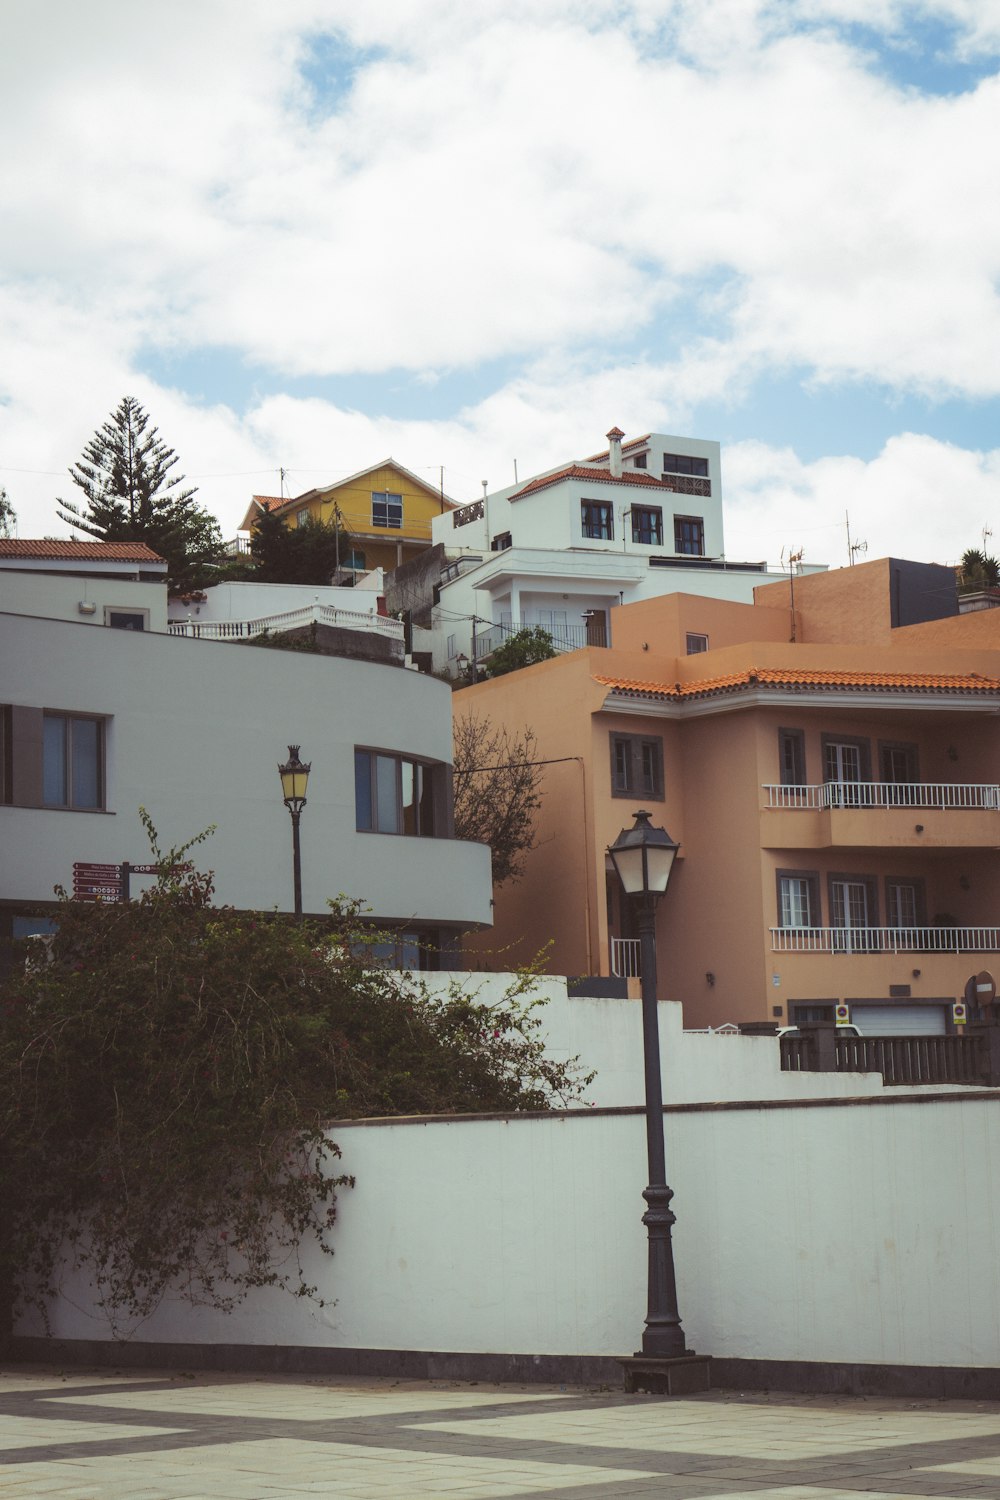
[852,1005,947,1036]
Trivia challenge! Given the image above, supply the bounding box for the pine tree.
[56,397,223,592]
[0,487,16,539]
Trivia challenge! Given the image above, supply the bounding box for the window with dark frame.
[371,491,403,529]
[886,877,925,929]
[491,531,512,551]
[610,733,664,799]
[673,515,705,555]
[0,705,11,805]
[632,453,648,469]
[581,500,614,540]
[355,748,439,836]
[778,727,806,786]
[42,713,104,810]
[777,870,820,928]
[630,505,663,546]
[828,873,878,951]
[822,734,872,805]
[663,453,709,477]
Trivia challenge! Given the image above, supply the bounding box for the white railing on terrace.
[771,925,1000,954]
[168,603,404,642]
[477,618,602,658]
[764,781,1000,811]
[611,937,641,977]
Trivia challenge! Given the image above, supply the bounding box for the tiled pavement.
[2,1365,1000,1499]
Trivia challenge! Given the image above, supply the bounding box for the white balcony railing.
[764,781,1000,811]
[771,926,1000,954]
[611,937,641,977]
[168,603,404,643]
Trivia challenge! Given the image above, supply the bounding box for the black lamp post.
[608,809,709,1394]
[278,745,311,920]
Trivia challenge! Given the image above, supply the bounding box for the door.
[851,1005,947,1035]
[830,879,872,952]
[825,741,864,806]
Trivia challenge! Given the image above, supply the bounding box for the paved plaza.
[2,1365,1000,1499]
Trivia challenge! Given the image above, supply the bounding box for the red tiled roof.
[512,464,676,500]
[585,433,651,462]
[252,495,284,510]
[0,539,166,562]
[595,667,1000,703]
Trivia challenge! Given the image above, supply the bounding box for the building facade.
[455,561,1000,1032]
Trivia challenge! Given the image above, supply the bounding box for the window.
[446,634,457,660]
[686,632,708,655]
[355,749,440,836]
[822,735,872,805]
[886,878,924,929]
[491,531,512,551]
[632,453,647,470]
[581,500,614,540]
[663,453,709,477]
[105,608,147,631]
[777,871,819,928]
[791,1003,836,1024]
[0,705,11,804]
[610,734,664,799]
[630,506,663,546]
[828,873,878,951]
[343,548,366,573]
[879,742,919,803]
[42,714,104,810]
[673,515,705,556]
[296,508,310,528]
[372,492,403,529]
[778,728,806,786]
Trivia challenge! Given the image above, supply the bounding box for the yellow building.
[240,460,456,577]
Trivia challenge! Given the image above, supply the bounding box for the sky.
[2,0,1000,572]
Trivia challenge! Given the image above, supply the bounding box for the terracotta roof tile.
[594,667,1000,702]
[512,464,675,500]
[0,539,166,562]
[585,433,651,462]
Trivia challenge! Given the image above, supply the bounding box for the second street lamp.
[278,745,311,920]
[608,808,710,1394]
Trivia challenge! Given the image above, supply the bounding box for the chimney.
[606,426,625,479]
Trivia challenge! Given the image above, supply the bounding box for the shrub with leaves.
[0,818,589,1334]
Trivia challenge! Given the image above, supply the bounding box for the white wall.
[0,570,168,631]
[167,578,385,625]
[0,612,492,927]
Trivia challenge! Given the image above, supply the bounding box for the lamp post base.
[619,1352,712,1396]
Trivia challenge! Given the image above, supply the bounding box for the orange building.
[240,460,455,577]
[457,559,1000,1034]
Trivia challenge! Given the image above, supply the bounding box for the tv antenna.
[845,511,867,566]
[782,547,804,641]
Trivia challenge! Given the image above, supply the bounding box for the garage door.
[852,1004,947,1036]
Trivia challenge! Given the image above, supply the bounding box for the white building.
[0,539,169,631]
[0,611,492,961]
[428,428,823,674]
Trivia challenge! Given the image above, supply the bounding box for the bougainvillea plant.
[0,815,590,1336]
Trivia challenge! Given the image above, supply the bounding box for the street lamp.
[278,745,311,919]
[608,809,709,1394]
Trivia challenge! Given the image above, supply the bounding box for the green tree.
[249,504,355,585]
[0,487,16,539]
[959,547,1000,594]
[452,714,543,885]
[56,397,223,592]
[484,626,557,678]
[0,819,586,1333]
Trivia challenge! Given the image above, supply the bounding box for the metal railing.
[476,618,602,658]
[611,937,641,977]
[764,781,1000,810]
[661,473,711,498]
[168,603,404,642]
[771,925,1000,954]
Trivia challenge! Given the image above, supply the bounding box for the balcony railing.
[452,499,485,528]
[764,781,1000,810]
[771,925,1000,954]
[168,603,404,642]
[611,937,641,977]
[476,617,603,658]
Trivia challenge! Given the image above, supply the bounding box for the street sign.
[128,864,160,875]
[835,1002,851,1026]
[965,970,997,1007]
[953,1002,968,1027]
[72,861,124,902]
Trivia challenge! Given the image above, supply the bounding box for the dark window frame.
[371,491,404,530]
[0,705,11,805]
[776,868,821,928]
[491,531,512,551]
[778,727,806,786]
[827,870,879,950]
[581,499,614,541]
[673,514,706,555]
[354,746,446,838]
[609,733,665,801]
[663,452,709,477]
[885,875,927,929]
[632,453,648,470]
[879,740,920,783]
[630,505,663,546]
[42,712,106,811]
[685,632,709,655]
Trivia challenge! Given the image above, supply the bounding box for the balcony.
[476,616,605,659]
[761,781,1000,851]
[611,937,641,977]
[771,925,1000,954]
